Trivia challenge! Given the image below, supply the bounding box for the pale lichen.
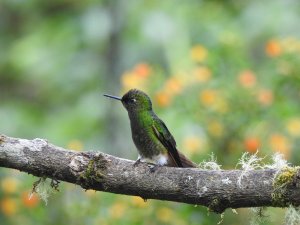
[285,205,300,225]
[249,207,268,225]
[264,153,288,171]
[221,177,232,185]
[196,180,208,197]
[217,212,225,224]
[198,153,221,170]
[31,177,56,205]
[236,151,264,187]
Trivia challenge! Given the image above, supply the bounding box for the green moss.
[80,154,107,187]
[274,167,298,187]
[272,166,299,206]
[0,135,5,144]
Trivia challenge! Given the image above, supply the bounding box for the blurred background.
[1,0,300,224]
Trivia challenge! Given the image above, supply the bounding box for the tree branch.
[0,134,300,213]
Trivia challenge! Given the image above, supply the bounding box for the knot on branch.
[70,152,108,189]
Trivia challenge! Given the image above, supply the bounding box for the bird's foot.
[133,158,142,167]
[148,164,161,173]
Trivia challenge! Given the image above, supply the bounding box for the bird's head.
[104,89,152,112]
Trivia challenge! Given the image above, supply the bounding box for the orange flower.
[265,39,282,57]
[193,66,212,83]
[269,134,291,158]
[22,192,39,208]
[238,70,256,88]
[155,91,171,107]
[1,198,17,216]
[257,89,273,106]
[199,89,217,106]
[164,77,183,95]
[190,45,208,62]
[244,137,261,153]
[133,63,151,78]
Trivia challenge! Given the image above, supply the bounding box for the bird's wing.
[152,116,183,167]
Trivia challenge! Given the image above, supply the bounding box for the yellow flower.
[131,196,147,208]
[219,31,241,46]
[286,118,300,137]
[190,45,208,62]
[199,89,218,106]
[183,136,203,155]
[1,177,19,194]
[192,66,212,83]
[280,37,300,54]
[214,98,228,114]
[109,202,127,219]
[156,207,174,223]
[67,139,83,151]
[85,189,97,197]
[207,121,224,137]
[182,135,205,157]
[1,198,17,216]
[277,61,292,75]
[269,134,291,158]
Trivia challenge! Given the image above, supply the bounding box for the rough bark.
[0,134,300,213]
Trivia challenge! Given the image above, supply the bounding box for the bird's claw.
[133,158,141,167]
[133,160,160,173]
[148,164,160,173]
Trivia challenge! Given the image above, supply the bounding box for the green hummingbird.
[104,89,197,169]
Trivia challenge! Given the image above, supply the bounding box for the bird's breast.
[130,118,164,158]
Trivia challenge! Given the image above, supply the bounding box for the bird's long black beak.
[103,94,122,101]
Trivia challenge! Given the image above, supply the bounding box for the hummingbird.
[104,89,197,169]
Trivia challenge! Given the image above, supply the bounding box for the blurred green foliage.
[1,0,300,224]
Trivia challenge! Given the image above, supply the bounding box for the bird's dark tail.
[167,149,197,168]
[178,151,197,168]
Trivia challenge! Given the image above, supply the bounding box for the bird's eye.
[124,98,136,104]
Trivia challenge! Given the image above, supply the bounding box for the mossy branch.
[1,134,300,213]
